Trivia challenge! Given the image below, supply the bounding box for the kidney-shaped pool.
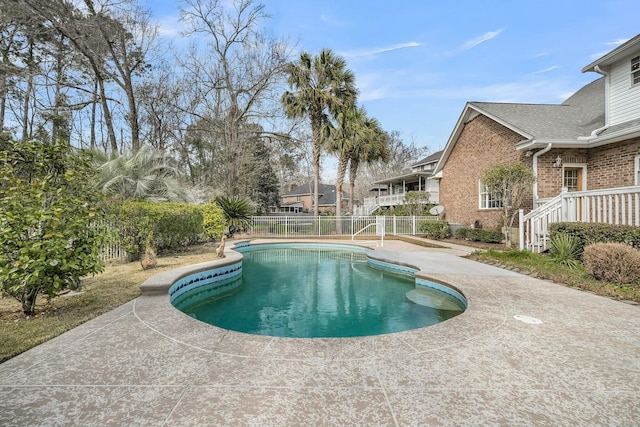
[172,244,466,338]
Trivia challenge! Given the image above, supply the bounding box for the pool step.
[405,288,464,311]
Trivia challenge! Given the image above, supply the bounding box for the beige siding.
[609,53,640,125]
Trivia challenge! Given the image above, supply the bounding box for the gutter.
[532,142,552,203]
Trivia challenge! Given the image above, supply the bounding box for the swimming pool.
[172,244,466,338]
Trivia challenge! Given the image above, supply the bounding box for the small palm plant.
[215,196,255,236]
[549,233,582,268]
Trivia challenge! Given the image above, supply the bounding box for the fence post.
[285,216,288,238]
[393,216,397,236]
[518,209,524,251]
[412,216,416,235]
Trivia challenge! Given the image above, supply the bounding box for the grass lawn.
[0,245,217,363]
[469,248,640,303]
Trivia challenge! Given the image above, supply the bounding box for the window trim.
[632,55,640,86]
[635,155,640,186]
[478,181,502,210]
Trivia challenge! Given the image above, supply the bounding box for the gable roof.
[470,77,605,141]
[582,34,640,72]
[412,150,443,168]
[282,182,349,206]
[434,77,605,175]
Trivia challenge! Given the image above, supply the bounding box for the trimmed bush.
[583,243,640,286]
[202,201,226,240]
[112,200,203,258]
[454,227,468,239]
[454,226,503,243]
[550,222,640,253]
[418,220,450,240]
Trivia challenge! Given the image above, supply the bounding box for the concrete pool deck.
[1,238,639,426]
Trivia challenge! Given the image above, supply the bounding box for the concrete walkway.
[1,239,639,426]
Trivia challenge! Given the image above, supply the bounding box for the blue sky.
[147,0,640,155]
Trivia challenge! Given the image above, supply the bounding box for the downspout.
[532,142,552,204]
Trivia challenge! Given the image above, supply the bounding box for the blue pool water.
[173,247,465,338]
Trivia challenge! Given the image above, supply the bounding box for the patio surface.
[1,238,639,426]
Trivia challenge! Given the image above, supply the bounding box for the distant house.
[356,150,442,215]
[277,183,350,214]
[433,33,640,249]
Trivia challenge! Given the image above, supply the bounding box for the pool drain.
[513,315,543,325]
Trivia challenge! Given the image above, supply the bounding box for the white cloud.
[342,42,422,58]
[590,38,629,60]
[157,15,183,37]
[604,38,629,46]
[461,29,503,51]
[531,66,558,75]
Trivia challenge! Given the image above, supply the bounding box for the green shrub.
[202,201,226,240]
[215,195,255,236]
[454,227,468,239]
[418,220,450,240]
[454,226,502,243]
[112,200,203,258]
[583,243,640,286]
[0,140,108,314]
[548,233,581,268]
[550,223,640,253]
[479,229,504,244]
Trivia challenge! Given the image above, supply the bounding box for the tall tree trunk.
[0,76,6,131]
[51,34,66,143]
[90,80,97,150]
[97,75,118,152]
[334,154,349,234]
[311,115,321,216]
[124,74,140,152]
[348,158,360,216]
[21,73,33,142]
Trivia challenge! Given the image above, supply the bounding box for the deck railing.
[521,186,640,252]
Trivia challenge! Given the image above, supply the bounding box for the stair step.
[405,288,464,311]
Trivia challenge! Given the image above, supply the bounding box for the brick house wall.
[282,194,311,211]
[587,137,640,189]
[534,137,640,197]
[536,148,589,198]
[439,115,533,230]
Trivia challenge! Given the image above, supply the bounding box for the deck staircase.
[521,186,640,252]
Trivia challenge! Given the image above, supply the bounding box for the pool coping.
[133,239,503,360]
[3,237,640,425]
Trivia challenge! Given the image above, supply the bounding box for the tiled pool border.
[149,240,467,318]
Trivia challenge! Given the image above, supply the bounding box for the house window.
[479,181,502,209]
[632,56,640,86]
[635,155,640,185]
[296,196,301,202]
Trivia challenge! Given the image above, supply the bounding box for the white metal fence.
[96,215,440,261]
[249,215,437,238]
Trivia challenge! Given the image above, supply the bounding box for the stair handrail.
[351,221,385,247]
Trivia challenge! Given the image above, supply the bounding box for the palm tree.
[326,103,368,232]
[215,195,255,236]
[281,48,357,216]
[94,145,189,202]
[348,115,389,215]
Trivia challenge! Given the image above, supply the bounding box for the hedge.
[455,226,503,243]
[112,200,204,258]
[418,220,450,240]
[550,222,640,254]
